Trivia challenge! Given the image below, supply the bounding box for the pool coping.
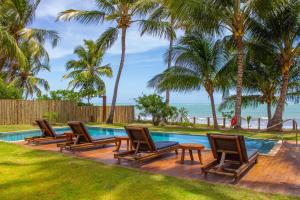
[0,125,280,156]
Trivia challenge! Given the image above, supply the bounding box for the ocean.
[134,103,300,129]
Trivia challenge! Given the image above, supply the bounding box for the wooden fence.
[0,100,134,125]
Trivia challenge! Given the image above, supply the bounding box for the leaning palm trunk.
[107,27,127,124]
[165,37,173,105]
[209,91,219,130]
[268,72,289,131]
[165,19,174,105]
[234,38,244,129]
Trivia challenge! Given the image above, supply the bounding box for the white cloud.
[36,0,96,18]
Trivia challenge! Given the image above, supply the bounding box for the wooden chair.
[114,126,179,164]
[25,119,68,145]
[58,121,117,152]
[202,134,259,183]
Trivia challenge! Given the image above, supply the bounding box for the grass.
[0,142,298,200]
[0,122,299,141]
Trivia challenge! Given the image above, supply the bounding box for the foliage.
[0,0,59,98]
[246,116,252,129]
[0,78,23,99]
[57,0,170,123]
[42,112,59,123]
[63,40,112,103]
[148,32,233,129]
[135,94,178,126]
[221,111,234,120]
[37,90,84,105]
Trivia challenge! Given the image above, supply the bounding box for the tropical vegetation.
[149,32,233,129]
[63,40,112,104]
[57,0,170,124]
[0,0,59,99]
[136,94,178,126]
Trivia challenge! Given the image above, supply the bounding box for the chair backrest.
[36,119,56,137]
[207,134,249,163]
[68,121,93,143]
[125,126,156,152]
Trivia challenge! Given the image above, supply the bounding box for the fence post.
[207,117,210,127]
[293,119,296,131]
[258,118,261,130]
[193,117,196,125]
[223,117,226,128]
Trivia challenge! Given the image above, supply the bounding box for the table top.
[180,143,205,150]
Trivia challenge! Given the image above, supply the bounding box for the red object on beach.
[231,115,238,127]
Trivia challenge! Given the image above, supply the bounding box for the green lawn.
[0,142,298,200]
[0,123,299,141]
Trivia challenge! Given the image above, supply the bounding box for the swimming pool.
[0,127,277,154]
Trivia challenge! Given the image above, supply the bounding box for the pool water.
[0,127,277,154]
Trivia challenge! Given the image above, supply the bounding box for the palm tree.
[9,39,50,99]
[169,0,274,128]
[148,32,233,129]
[139,0,177,105]
[0,0,59,74]
[249,0,300,130]
[57,0,167,123]
[219,64,300,124]
[63,40,113,104]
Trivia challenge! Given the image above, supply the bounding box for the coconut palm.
[219,64,300,124]
[9,39,50,99]
[249,0,300,130]
[169,0,276,128]
[139,0,177,105]
[57,0,171,123]
[0,0,59,73]
[148,32,233,129]
[63,40,112,103]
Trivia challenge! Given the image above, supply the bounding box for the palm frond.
[57,9,106,24]
[96,27,119,50]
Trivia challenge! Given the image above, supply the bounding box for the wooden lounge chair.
[114,126,179,164]
[25,119,68,145]
[202,134,259,183]
[58,121,117,152]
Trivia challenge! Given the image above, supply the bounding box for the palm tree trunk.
[234,37,244,129]
[209,92,219,130]
[267,101,272,123]
[268,72,289,131]
[106,27,127,124]
[165,18,174,105]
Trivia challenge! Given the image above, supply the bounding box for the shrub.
[43,112,59,123]
[135,94,178,126]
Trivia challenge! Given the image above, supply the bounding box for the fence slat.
[0,100,134,125]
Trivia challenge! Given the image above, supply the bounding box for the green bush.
[43,112,59,123]
[135,94,178,126]
[0,79,23,99]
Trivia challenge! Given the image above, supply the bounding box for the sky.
[32,0,224,105]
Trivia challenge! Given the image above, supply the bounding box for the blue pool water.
[0,127,277,154]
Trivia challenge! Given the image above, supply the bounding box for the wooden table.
[115,136,132,151]
[180,143,205,164]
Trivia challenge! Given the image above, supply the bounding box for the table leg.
[197,150,203,164]
[181,149,185,163]
[116,140,121,151]
[189,150,194,161]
